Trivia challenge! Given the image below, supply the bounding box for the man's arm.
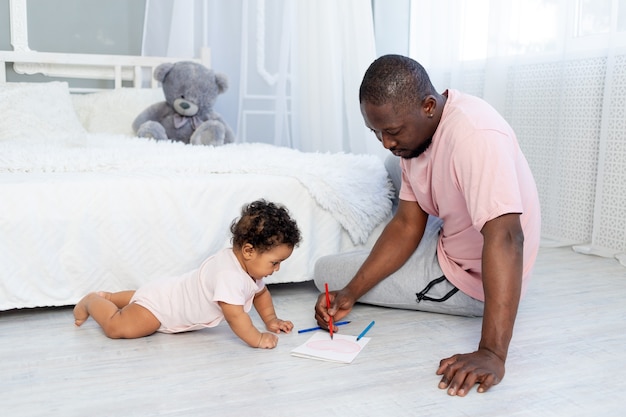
[479,213,524,364]
[436,212,524,396]
[315,199,429,326]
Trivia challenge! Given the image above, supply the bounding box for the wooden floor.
[1,246,625,417]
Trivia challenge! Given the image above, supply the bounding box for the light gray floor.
[1,246,625,417]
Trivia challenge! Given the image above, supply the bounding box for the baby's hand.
[257,332,279,349]
[266,318,294,334]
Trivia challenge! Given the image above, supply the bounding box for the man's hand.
[314,288,356,330]
[436,348,505,396]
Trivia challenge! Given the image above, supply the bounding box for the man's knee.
[384,154,402,213]
[313,251,369,291]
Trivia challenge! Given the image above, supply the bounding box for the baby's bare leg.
[74,291,134,325]
[73,292,160,339]
[99,290,136,308]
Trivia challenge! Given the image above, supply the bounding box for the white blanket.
[0,135,392,244]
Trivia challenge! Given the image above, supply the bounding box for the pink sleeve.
[398,159,417,202]
[452,130,524,231]
[212,271,248,305]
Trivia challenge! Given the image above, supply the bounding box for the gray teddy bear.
[132,61,235,146]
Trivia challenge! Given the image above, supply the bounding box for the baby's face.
[245,244,293,280]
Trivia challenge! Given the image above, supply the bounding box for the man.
[313,55,541,397]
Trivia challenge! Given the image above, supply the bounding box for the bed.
[0,50,392,311]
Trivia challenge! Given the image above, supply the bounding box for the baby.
[73,199,301,348]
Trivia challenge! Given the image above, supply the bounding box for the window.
[410,0,626,63]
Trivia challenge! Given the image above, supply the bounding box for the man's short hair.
[359,55,436,110]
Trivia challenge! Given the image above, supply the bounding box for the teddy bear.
[132,61,235,146]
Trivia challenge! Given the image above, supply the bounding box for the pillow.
[0,81,87,145]
[71,88,164,136]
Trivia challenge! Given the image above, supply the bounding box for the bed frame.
[0,49,210,91]
[0,0,209,91]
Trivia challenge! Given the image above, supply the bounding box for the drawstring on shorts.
[415,276,459,303]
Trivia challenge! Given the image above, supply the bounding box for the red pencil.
[325,283,333,340]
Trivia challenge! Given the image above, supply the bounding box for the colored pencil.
[297,321,351,334]
[356,320,375,341]
[325,283,333,340]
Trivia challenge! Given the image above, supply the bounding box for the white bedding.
[0,136,391,245]
[0,82,393,310]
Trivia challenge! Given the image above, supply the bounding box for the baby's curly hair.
[230,200,302,253]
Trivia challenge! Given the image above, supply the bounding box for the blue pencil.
[297,321,351,334]
[356,320,375,341]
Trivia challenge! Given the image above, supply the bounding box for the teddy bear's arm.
[132,102,171,134]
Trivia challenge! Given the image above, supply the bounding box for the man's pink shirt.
[399,89,541,301]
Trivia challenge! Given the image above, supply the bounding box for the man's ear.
[422,95,437,116]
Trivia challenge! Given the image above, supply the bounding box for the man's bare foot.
[73,292,99,326]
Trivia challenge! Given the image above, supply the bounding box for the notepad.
[290,332,370,363]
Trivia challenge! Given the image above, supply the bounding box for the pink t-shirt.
[131,247,265,333]
[399,89,541,301]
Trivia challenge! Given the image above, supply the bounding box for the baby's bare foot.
[73,306,88,327]
[73,292,98,326]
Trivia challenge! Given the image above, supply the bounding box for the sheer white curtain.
[141,0,385,158]
[292,1,381,155]
[409,0,626,265]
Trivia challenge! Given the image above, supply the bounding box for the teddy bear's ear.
[215,73,229,94]
[153,63,176,83]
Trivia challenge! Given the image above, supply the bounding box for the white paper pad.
[290,332,371,364]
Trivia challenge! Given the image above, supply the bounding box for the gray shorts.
[313,216,484,317]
